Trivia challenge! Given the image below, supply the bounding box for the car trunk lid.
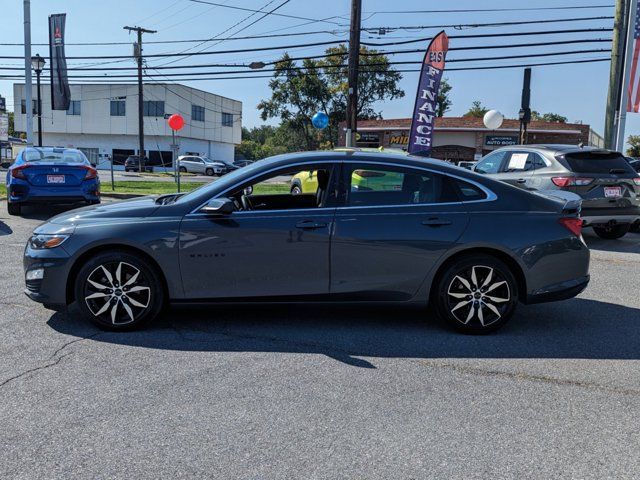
[21,162,90,187]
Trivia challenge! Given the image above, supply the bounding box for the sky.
[1,0,633,145]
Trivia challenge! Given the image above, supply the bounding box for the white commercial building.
[13,83,242,167]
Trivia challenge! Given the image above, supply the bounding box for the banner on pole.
[48,13,71,110]
[408,30,449,157]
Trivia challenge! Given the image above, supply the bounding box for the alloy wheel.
[83,261,151,325]
[446,265,511,328]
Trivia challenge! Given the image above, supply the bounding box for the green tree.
[436,78,452,117]
[463,100,488,118]
[7,112,15,136]
[626,135,640,157]
[530,111,567,123]
[258,46,404,149]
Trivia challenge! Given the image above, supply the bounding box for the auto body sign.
[408,31,449,157]
[48,13,71,110]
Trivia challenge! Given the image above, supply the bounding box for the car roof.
[494,144,617,155]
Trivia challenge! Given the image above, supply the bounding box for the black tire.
[7,202,21,215]
[434,254,518,334]
[86,199,101,205]
[593,224,630,240]
[630,221,640,233]
[74,250,165,331]
[290,183,302,195]
[179,166,187,173]
[205,168,214,176]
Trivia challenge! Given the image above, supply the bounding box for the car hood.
[44,196,161,227]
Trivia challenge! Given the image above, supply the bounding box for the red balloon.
[168,114,185,131]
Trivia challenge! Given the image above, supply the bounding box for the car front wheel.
[205,168,214,176]
[593,224,630,239]
[434,255,518,334]
[74,250,164,331]
[179,166,187,173]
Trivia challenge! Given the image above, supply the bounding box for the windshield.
[23,148,87,163]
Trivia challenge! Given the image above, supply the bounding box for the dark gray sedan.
[23,151,589,334]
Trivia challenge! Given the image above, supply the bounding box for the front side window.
[475,151,507,174]
[192,105,205,122]
[227,165,334,211]
[222,112,234,127]
[143,101,165,117]
[346,164,458,207]
[67,100,81,116]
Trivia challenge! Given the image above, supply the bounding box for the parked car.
[124,155,152,173]
[216,158,239,175]
[233,159,254,168]
[457,161,477,170]
[6,147,100,215]
[177,155,224,176]
[24,150,589,334]
[473,145,640,239]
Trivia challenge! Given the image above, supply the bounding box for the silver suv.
[473,145,640,239]
[177,155,224,176]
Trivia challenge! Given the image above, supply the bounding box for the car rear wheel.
[7,202,21,215]
[434,255,518,334]
[205,168,214,176]
[630,221,640,233]
[74,251,164,331]
[593,223,629,239]
[291,184,302,195]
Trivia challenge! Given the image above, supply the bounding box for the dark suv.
[474,145,640,239]
[124,155,151,173]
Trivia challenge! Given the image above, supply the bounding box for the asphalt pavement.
[1,200,640,479]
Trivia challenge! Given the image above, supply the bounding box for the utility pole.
[345,0,362,147]
[23,0,33,146]
[519,68,532,145]
[615,0,638,151]
[123,26,156,172]
[605,0,629,149]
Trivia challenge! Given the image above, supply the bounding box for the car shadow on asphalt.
[47,297,640,368]
[13,203,90,221]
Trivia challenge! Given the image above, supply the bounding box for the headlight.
[29,234,70,249]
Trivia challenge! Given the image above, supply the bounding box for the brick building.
[340,117,604,163]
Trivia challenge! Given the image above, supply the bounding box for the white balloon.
[483,110,504,130]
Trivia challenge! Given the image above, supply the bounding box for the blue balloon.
[311,112,329,130]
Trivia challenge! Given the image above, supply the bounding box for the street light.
[31,54,46,147]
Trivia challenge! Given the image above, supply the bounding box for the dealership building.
[13,83,242,166]
[341,117,604,162]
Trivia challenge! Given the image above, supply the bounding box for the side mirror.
[200,197,235,215]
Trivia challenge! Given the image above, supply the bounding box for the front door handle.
[295,220,328,230]
[421,218,453,227]
[516,178,527,184]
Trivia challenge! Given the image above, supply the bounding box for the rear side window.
[454,180,488,202]
[562,152,635,174]
[346,165,459,206]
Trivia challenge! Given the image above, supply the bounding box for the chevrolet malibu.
[24,151,590,334]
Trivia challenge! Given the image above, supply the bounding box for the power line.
[360,5,615,15]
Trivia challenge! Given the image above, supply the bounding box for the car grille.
[26,279,42,293]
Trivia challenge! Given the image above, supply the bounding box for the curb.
[100,192,146,200]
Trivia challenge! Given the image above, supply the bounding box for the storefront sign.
[355,132,380,144]
[388,132,409,146]
[485,135,518,146]
[0,114,8,142]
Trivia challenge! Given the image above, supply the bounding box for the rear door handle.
[421,218,453,227]
[516,178,527,184]
[295,220,328,230]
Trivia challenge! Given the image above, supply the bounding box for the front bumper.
[525,275,590,304]
[23,244,73,307]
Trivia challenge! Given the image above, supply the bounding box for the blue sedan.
[6,147,100,215]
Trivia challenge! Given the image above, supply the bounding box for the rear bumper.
[581,206,640,226]
[8,181,100,204]
[525,275,590,304]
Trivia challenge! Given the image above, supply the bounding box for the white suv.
[177,155,224,176]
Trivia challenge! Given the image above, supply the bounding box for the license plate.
[604,186,622,198]
[46,175,65,184]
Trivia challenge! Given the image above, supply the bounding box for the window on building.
[222,112,234,127]
[110,100,126,116]
[20,99,37,115]
[143,100,165,117]
[67,100,81,116]
[192,105,205,122]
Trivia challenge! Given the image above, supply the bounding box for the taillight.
[82,166,98,180]
[559,217,583,237]
[633,178,640,186]
[551,176,594,187]
[11,165,28,180]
